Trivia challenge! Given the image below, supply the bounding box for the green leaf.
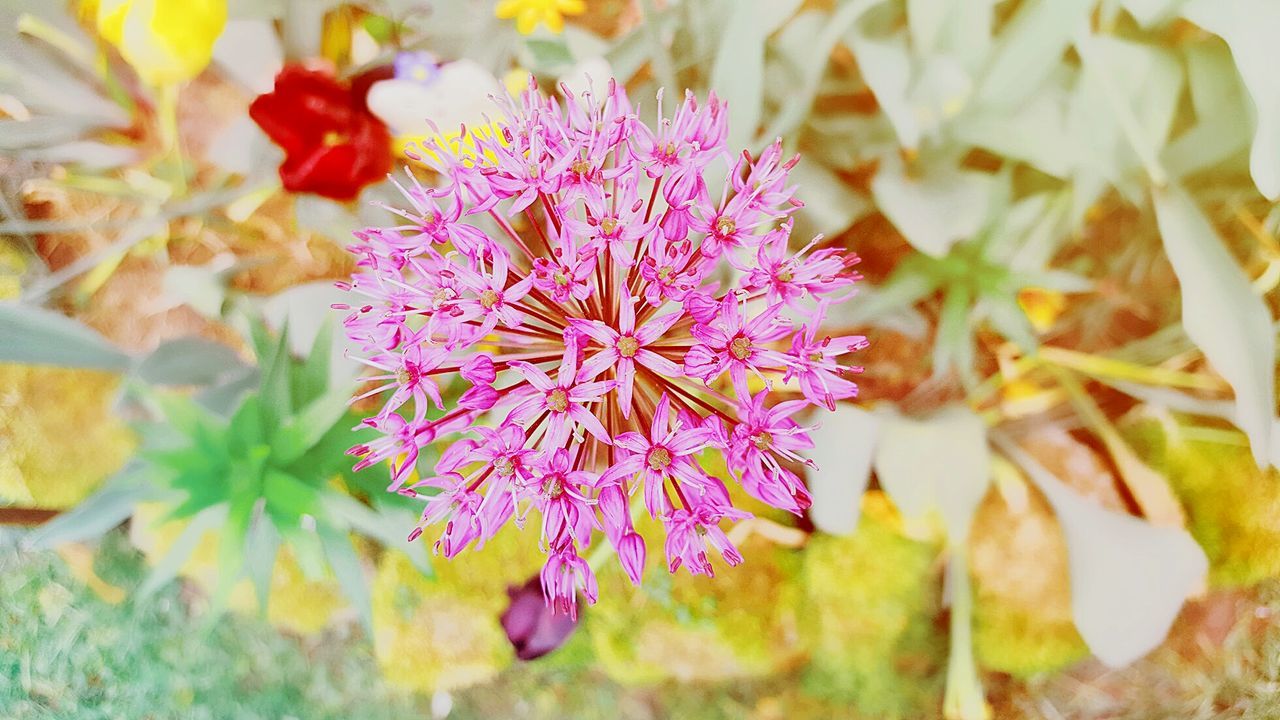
[209,494,258,616]
[953,79,1079,179]
[323,491,431,574]
[525,38,574,75]
[292,318,333,408]
[243,516,281,614]
[848,30,919,149]
[262,470,319,525]
[319,528,372,635]
[135,337,248,387]
[603,1,678,82]
[1183,0,1280,199]
[982,295,1038,353]
[1072,35,1182,188]
[790,159,872,239]
[285,525,329,581]
[226,395,266,461]
[1153,185,1275,467]
[143,384,228,442]
[257,324,293,437]
[933,283,975,381]
[0,302,131,370]
[197,367,259,418]
[827,257,940,327]
[270,387,354,467]
[22,463,153,549]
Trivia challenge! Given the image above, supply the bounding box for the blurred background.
[2,0,1280,718]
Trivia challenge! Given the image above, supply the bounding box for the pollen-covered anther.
[715,216,736,236]
[546,388,569,412]
[646,447,672,470]
[616,336,640,358]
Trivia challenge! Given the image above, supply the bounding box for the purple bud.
[459,383,497,410]
[683,291,718,324]
[500,577,579,660]
[618,532,646,586]
[460,354,497,384]
[596,484,629,543]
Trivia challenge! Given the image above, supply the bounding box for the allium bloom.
[339,79,864,618]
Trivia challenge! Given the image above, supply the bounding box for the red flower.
[249,65,393,201]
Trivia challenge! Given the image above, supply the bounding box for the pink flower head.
[341,80,864,617]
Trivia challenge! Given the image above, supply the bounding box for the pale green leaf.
[320,528,372,635]
[135,337,248,387]
[953,74,1078,178]
[22,464,154,549]
[137,505,226,599]
[1121,0,1187,27]
[871,153,996,257]
[270,387,353,466]
[995,433,1208,667]
[323,492,432,575]
[803,404,879,535]
[973,0,1095,110]
[711,0,797,150]
[1072,35,1182,188]
[873,405,990,543]
[1162,42,1251,180]
[849,31,919,149]
[0,302,131,370]
[1183,0,1280,199]
[763,0,886,140]
[1153,185,1275,466]
[789,158,872,239]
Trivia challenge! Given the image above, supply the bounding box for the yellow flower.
[503,67,534,98]
[1016,286,1067,333]
[495,0,586,35]
[95,0,227,86]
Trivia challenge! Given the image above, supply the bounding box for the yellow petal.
[515,7,540,35]
[494,0,521,19]
[107,0,226,86]
[543,8,565,33]
[95,0,129,45]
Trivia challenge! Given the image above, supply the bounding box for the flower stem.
[943,548,991,720]
[155,82,188,196]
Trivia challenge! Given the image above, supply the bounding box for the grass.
[0,530,433,720]
[3,527,1279,719]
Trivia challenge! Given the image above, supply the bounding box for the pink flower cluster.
[339,79,865,617]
